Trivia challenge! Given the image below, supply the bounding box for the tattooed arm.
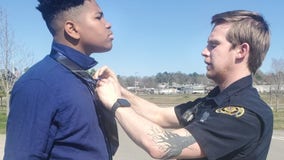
[149,127,201,159]
[114,108,205,159]
[95,66,205,159]
[121,86,181,128]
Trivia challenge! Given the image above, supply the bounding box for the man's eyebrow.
[96,11,104,17]
[207,39,219,44]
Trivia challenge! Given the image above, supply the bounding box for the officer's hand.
[94,66,122,110]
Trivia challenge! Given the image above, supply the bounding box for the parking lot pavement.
[268,130,284,160]
[0,134,4,159]
[1,130,284,159]
[272,130,284,140]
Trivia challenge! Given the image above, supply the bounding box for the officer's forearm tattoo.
[149,127,196,159]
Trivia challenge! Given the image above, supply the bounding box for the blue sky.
[0,0,283,76]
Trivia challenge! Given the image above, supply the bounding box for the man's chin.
[206,72,213,79]
[94,46,113,53]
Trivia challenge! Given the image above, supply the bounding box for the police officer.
[95,10,273,160]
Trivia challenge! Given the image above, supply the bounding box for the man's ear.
[64,21,80,40]
[236,43,250,59]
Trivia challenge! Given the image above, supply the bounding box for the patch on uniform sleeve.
[215,106,245,118]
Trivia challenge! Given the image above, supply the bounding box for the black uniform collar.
[51,41,98,70]
[207,75,253,106]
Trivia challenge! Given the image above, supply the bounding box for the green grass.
[0,94,283,134]
[273,110,284,129]
[0,109,7,134]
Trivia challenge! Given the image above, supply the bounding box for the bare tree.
[268,58,284,112]
[0,8,15,115]
[0,7,33,115]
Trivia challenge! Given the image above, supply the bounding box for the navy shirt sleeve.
[5,79,57,159]
[5,45,109,159]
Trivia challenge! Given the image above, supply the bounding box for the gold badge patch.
[215,106,245,118]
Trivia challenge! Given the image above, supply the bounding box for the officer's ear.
[236,43,249,59]
[64,20,80,40]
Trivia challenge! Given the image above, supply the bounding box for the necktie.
[50,50,118,159]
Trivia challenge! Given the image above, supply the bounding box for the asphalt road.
[113,128,284,160]
[267,130,284,160]
[1,129,284,159]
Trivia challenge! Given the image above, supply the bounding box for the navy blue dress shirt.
[4,42,109,159]
[175,75,273,160]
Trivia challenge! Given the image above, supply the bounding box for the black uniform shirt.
[175,75,273,160]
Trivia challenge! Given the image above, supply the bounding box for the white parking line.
[272,136,284,141]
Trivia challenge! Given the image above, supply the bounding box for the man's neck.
[218,72,251,92]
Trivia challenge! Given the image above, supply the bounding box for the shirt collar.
[207,75,253,106]
[51,41,98,70]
